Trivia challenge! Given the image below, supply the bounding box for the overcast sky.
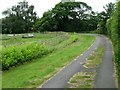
[0,0,116,18]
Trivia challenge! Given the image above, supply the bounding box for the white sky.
[0,0,116,19]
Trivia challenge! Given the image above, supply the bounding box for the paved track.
[40,34,116,88]
[94,35,116,88]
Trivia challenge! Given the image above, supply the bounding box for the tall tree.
[97,2,115,34]
[2,0,37,34]
[103,2,115,19]
[34,2,97,32]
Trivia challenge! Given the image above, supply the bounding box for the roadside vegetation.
[2,34,95,88]
[106,1,120,86]
[0,71,1,89]
[83,46,104,69]
[2,42,48,70]
[2,32,79,70]
[68,72,96,88]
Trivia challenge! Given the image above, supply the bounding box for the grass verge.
[68,72,96,88]
[2,34,95,88]
[68,45,104,88]
[0,71,2,89]
[83,46,104,69]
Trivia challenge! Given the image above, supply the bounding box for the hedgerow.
[106,1,120,86]
[2,42,49,70]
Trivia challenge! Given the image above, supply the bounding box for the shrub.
[65,34,78,46]
[68,34,78,44]
[55,33,78,49]
[2,42,49,70]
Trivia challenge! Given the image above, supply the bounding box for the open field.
[2,32,95,88]
[2,32,69,47]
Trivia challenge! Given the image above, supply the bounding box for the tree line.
[33,2,98,32]
[2,1,37,34]
[33,2,115,34]
[2,1,114,34]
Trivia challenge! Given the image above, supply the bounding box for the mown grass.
[68,72,96,88]
[83,46,104,69]
[68,46,104,88]
[2,34,95,88]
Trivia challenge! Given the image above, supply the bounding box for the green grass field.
[2,32,95,88]
[2,32,69,47]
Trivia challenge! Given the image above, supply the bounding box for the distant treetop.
[61,0,75,3]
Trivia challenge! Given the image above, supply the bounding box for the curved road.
[39,34,116,88]
[94,35,116,88]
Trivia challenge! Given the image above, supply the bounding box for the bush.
[68,34,78,43]
[63,33,78,47]
[56,33,78,49]
[2,42,49,70]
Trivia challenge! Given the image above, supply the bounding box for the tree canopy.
[34,2,97,32]
[2,0,37,34]
[97,2,115,34]
[1,1,116,34]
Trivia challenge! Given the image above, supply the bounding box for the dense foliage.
[2,1,37,34]
[34,2,98,32]
[2,43,48,70]
[106,1,120,84]
[97,2,115,35]
[97,2,115,34]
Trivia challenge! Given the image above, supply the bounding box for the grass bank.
[2,34,95,88]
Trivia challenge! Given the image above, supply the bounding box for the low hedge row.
[2,42,49,70]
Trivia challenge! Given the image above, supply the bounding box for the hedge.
[2,42,49,70]
[106,1,120,86]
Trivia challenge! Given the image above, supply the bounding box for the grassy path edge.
[39,35,96,88]
[2,34,95,88]
[68,45,104,88]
